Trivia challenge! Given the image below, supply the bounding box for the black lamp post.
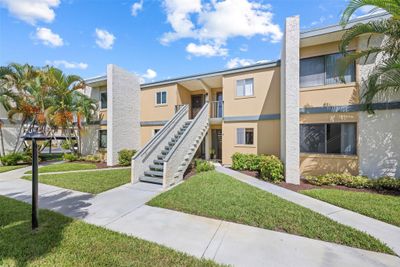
[22,128,50,230]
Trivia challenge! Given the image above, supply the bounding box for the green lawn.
[23,169,130,194]
[302,189,400,227]
[148,171,393,254]
[0,196,220,267]
[0,165,26,173]
[25,162,97,174]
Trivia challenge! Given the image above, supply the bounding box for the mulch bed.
[183,163,196,180]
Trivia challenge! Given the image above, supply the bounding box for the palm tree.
[339,0,400,111]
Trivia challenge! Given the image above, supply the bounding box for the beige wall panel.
[223,68,280,117]
[257,120,280,157]
[99,110,107,121]
[140,126,162,147]
[300,41,357,59]
[177,84,191,106]
[222,122,258,164]
[300,154,359,176]
[300,112,358,124]
[300,85,359,108]
[140,84,177,122]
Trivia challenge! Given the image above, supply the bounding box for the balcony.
[210,100,223,118]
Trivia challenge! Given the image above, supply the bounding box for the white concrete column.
[280,16,300,184]
[107,64,141,166]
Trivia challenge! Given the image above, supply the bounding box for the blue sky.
[0,0,369,82]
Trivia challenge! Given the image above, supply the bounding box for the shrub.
[195,159,215,173]
[259,155,284,183]
[231,153,261,171]
[83,154,102,163]
[0,152,30,166]
[63,153,79,162]
[118,149,137,166]
[372,177,400,191]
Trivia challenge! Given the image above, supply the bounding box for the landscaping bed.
[23,169,131,194]
[0,196,219,267]
[301,189,400,227]
[148,171,393,254]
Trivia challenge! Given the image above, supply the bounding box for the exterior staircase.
[132,103,210,189]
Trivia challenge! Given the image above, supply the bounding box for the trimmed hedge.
[305,173,400,192]
[0,152,31,166]
[63,153,79,162]
[195,159,215,173]
[231,153,284,183]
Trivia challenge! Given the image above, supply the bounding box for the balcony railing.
[210,100,223,118]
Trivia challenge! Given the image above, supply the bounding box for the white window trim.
[155,91,167,106]
[236,78,254,97]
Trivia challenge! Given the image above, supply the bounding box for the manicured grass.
[302,189,400,227]
[148,171,393,254]
[0,165,26,173]
[23,169,130,194]
[0,196,220,267]
[25,162,97,174]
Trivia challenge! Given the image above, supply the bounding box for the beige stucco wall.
[140,84,177,122]
[223,67,280,117]
[140,125,162,147]
[257,120,280,157]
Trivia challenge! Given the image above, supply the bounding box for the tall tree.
[339,0,400,111]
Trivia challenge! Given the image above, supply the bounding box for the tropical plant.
[339,0,400,112]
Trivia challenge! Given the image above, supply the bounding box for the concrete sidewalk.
[216,165,400,256]
[1,169,399,267]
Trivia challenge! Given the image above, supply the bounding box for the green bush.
[83,154,102,163]
[231,153,261,171]
[305,173,400,192]
[118,149,137,166]
[195,159,215,173]
[259,155,284,183]
[0,152,31,166]
[63,153,79,162]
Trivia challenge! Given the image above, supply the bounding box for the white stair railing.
[162,103,210,188]
[131,105,189,183]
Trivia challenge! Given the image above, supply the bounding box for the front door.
[212,129,222,161]
[191,94,204,119]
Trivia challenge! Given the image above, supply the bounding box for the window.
[237,128,254,145]
[300,123,356,155]
[99,130,107,149]
[100,92,107,109]
[300,52,355,88]
[156,91,167,105]
[236,78,254,97]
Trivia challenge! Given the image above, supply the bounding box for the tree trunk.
[13,120,25,153]
[0,126,5,157]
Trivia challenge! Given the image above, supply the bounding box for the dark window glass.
[326,53,355,85]
[99,130,107,149]
[100,92,107,109]
[245,128,254,145]
[156,91,167,105]
[300,124,325,153]
[327,124,341,153]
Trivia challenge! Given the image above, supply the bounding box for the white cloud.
[0,0,60,24]
[161,0,282,46]
[45,60,88,70]
[142,68,157,79]
[226,57,269,69]
[95,28,115,49]
[239,44,248,52]
[131,0,143,16]
[35,27,63,47]
[186,43,228,57]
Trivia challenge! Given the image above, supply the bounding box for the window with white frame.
[236,128,254,145]
[156,91,167,105]
[100,92,107,109]
[236,78,254,97]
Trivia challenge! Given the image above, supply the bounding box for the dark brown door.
[212,129,222,161]
[191,94,204,119]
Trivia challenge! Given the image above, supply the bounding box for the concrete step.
[164,145,171,151]
[157,155,165,160]
[153,159,164,165]
[144,170,163,177]
[161,150,169,155]
[139,176,163,185]
[149,164,164,171]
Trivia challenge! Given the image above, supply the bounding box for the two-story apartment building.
[83,13,399,187]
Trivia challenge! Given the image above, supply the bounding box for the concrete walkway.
[1,168,399,267]
[216,165,400,256]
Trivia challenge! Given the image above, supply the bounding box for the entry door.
[212,129,222,161]
[191,94,204,119]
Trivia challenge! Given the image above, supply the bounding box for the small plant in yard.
[195,159,215,173]
[259,155,284,183]
[118,149,137,166]
[82,154,102,163]
[231,153,261,171]
[63,153,79,162]
[0,152,31,166]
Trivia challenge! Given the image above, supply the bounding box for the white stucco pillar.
[280,16,300,184]
[107,64,141,166]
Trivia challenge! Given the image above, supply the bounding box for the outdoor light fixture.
[22,125,50,230]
